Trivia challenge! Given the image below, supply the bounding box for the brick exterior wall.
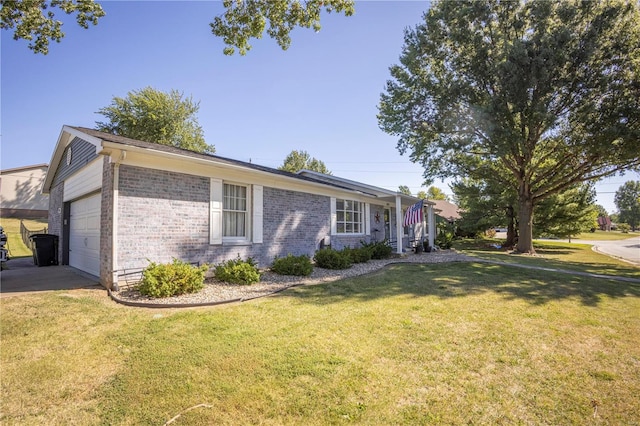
[100,157,114,287]
[114,165,380,271]
[47,182,64,263]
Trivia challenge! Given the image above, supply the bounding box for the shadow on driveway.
[1,257,102,297]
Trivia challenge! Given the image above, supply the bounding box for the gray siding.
[51,137,98,187]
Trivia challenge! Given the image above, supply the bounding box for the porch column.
[427,204,435,248]
[395,195,403,255]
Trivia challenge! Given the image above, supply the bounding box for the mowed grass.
[2,262,640,425]
[0,217,48,258]
[575,230,640,241]
[454,238,640,279]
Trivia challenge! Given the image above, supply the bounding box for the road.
[571,236,640,266]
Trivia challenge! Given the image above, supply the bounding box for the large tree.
[3,0,354,55]
[95,87,214,154]
[278,150,331,174]
[1,0,105,55]
[614,181,640,231]
[533,184,598,240]
[379,0,640,253]
[426,186,448,201]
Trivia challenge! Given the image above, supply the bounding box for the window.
[223,183,248,238]
[335,198,365,234]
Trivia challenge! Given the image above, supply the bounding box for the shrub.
[342,246,371,263]
[484,228,497,238]
[435,222,455,249]
[360,240,393,259]
[618,223,631,233]
[137,259,208,298]
[313,248,353,270]
[214,257,260,285]
[271,254,313,276]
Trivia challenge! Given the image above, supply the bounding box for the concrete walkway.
[0,257,101,298]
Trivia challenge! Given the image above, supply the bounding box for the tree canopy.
[614,181,640,231]
[379,0,640,253]
[1,0,105,55]
[211,0,355,55]
[426,186,448,201]
[398,185,412,195]
[278,150,331,174]
[95,87,214,154]
[2,0,354,55]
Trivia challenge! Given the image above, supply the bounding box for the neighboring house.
[431,199,461,224]
[43,126,436,289]
[0,164,49,219]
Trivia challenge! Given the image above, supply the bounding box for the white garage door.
[70,193,101,276]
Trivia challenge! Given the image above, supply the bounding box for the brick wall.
[114,165,382,271]
[100,157,114,287]
[47,182,63,263]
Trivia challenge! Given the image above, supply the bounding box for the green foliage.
[313,248,352,270]
[379,0,640,253]
[210,0,355,55]
[278,150,331,174]
[416,190,427,200]
[214,257,260,285]
[1,0,105,55]
[137,259,208,298]
[618,223,631,233]
[534,184,598,239]
[95,87,214,154]
[341,246,371,264]
[435,222,455,249]
[615,181,640,231]
[360,240,393,260]
[398,185,412,195]
[426,186,448,201]
[271,254,313,276]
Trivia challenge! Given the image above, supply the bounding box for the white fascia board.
[100,141,377,202]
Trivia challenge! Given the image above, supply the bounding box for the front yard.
[2,259,639,424]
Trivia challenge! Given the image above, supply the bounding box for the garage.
[69,193,101,276]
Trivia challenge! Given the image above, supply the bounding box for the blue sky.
[1,1,635,213]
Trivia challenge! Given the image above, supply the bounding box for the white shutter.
[210,178,223,244]
[330,197,337,235]
[253,185,263,243]
[365,203,370,235]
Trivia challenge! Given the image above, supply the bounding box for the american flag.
[403,199,424,227]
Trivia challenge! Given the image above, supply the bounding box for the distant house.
[0,164,49,219]
[431,199,461,224]
[43,126,436,289]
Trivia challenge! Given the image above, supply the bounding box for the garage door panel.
[69,193,101,277]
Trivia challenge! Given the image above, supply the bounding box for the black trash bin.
[30,234,59,267]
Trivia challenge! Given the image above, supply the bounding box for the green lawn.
[0,217,48,258]
[454,238,640,279]
[575,230,639,241]
[2,262,639,424]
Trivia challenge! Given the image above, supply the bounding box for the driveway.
[0,257,102,297]
[571,236,640,266]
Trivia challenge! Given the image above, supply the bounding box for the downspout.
[395,195,403,255]
[111,150,126,290]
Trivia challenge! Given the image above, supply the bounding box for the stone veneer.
[115,165,379,271]
[47,182,64,263]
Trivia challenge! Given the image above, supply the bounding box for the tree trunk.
[516,194,535,254]
[505,205,517,248]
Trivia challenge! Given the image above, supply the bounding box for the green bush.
[360,240,393,259]
[618,223,631,233]
[342,246,371,263]
[137,259,208,298]
[436,222,455,249]
[271,254,314,276]
[313,248,353,270]
[214,257,260,285]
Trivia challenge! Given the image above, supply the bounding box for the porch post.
[428,204,435,248]
[395,195,403,255]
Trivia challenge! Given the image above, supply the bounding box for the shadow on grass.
[278,262,640,307]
